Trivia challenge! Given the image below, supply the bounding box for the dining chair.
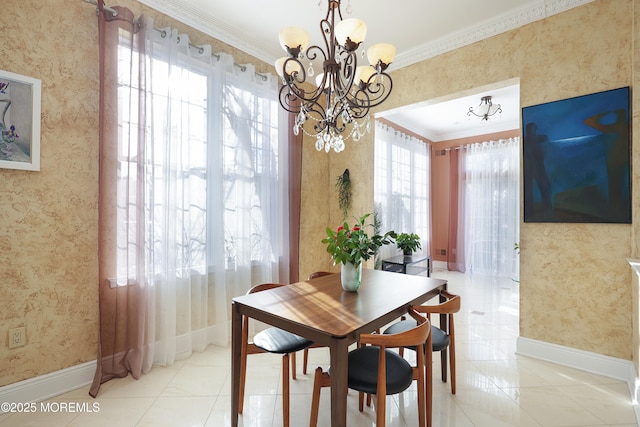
[238,283,314,427]
[301,271,333,374]
[384,289,461,394]
[309,306,432,427]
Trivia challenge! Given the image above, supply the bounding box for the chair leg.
[309,367,324,427]
[239,335,248,414]
[375,392,385,427]
[281,354,291,427]
[426,341,433,427]
[303,348,309,375]
[291,351,297,380]
[416,351,426,427]
[450,342,456,395]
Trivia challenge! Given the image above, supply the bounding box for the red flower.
[337,225,345,232]
[352,226,360,231]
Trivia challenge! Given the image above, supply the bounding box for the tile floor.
[1,270,637,426]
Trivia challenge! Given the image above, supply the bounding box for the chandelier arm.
[349,72,393,109]
[279,87,304,114]
[279,81,324,112]
[334,50,357,98]
[305,44,327,64]
[281,55,326,105]
[283,57,307,86]
[319,18,334,62]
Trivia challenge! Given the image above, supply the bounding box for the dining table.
[230,268,448,427]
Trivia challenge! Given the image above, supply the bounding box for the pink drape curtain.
[89,3,302,399]
[446,148,465,272]
[287,108,303,283]
[90,3,147,398]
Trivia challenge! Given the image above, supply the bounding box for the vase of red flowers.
[322,213,394,292]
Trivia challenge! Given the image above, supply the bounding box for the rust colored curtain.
[90,3,146,398]
[287,107,302,283]
[447,148,465,272]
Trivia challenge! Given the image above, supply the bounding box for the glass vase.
[340,261,362,292]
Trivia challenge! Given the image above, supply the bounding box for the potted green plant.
[322,213,394,291]
[395,232,422,256]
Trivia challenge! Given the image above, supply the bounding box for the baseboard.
[517,336,639,424]
[0,360,96,413]
[0,324,230,412]
[4,335,637,421]
[517,336,632,381]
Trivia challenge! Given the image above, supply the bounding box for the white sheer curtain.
[461,138,520,278]
[218,62,289,300]
[116,18,287,371]
[374,121,430,262]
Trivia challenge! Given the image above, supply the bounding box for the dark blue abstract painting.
[522,87,631,223]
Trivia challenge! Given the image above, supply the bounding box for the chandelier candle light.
[275,0,395,153]
[468,95,502,121]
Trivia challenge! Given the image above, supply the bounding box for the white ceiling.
[136,0,592,141]
[378,81,521,141]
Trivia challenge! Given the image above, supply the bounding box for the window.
[374,121,430,257]
[114,32,285,286]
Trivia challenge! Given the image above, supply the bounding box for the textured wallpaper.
[301,0,636,360]
[1,0,637,390]
[0,0,100,386]
[0,0,274,387]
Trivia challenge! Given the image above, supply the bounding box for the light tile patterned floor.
[1,270,637,426]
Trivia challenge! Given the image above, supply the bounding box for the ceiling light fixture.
[468,95,502,121]
[275,0,395,153]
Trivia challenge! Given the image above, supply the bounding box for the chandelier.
[468,95,502,121]
[275,0,395,153]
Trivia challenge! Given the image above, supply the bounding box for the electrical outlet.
[8,327,26,349]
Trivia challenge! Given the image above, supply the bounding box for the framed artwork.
[0,70,41,171]
[522,87,631,223]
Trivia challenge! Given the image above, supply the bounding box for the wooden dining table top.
[232,268,448,344]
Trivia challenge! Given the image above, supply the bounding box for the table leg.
[329,338,350,427]
[231,302,241,427]
[439,291,448,382]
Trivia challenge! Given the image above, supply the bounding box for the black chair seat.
[253,327,313,354]
[328,346,414,395]
[384,319,450,352]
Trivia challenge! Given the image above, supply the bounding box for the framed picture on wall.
[522,87,631,223]
[0,69,41,171]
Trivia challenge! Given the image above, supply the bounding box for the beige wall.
[0,0,273,387]
[303,0,636,361]
[1,0,638,390]
[1,0,100,387]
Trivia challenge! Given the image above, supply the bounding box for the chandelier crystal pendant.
[468,95,502,121]
[275,0,395,153]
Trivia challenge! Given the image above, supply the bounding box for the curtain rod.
[83,0,268,81]
[83,0,117,16]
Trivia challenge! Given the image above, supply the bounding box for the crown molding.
[138,0,593,71]
[393,0,593,69]
[136,0,278,64]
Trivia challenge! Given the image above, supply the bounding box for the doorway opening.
[374,79,521,282]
